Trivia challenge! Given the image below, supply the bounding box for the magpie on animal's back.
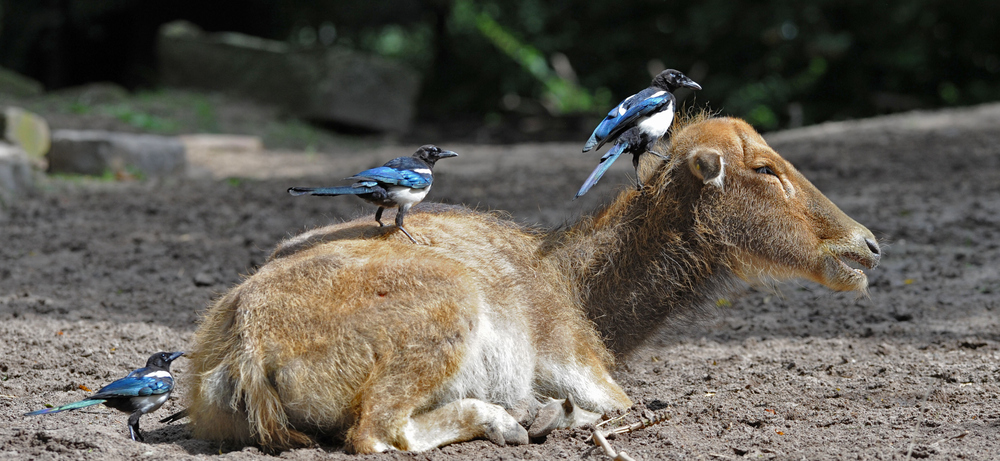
[24,351,184,442]
[288,145,458,243]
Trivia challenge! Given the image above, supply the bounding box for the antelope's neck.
[546,183,734,358]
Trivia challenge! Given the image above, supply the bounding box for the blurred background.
[2,0,999,147]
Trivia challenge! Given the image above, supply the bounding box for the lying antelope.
[184,115,880,453]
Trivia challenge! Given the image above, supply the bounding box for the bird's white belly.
[637,100,675,138]
[134,393,170,414]
[387,185,430,207]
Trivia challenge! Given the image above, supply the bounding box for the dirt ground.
[2,103,1000,460]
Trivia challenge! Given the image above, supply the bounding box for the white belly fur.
[437,305,535,408]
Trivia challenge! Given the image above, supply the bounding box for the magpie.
[288,145,458,243]
[24,351,184,442]
[578,68,701,196]
[576,127,645,198]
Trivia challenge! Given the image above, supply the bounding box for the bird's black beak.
[682,78,702,91]
[166,352,184,362]
[438,150,459,159]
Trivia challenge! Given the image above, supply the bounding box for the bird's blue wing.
[576,139,631,198]
[92,375,173,398]
[350,167,431,189]
[583,88,672,152]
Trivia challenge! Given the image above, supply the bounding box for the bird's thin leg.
[375,207,386,227]
[632,154,644,190]
[128,411,144,442]
[395,206,418,244]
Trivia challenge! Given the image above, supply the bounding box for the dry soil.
[2,104,1000,460]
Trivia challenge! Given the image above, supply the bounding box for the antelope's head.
[669,117,880,292]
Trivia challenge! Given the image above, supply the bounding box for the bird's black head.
[652,69,702,92]
[412,145,459,167]
[145,351,184,371]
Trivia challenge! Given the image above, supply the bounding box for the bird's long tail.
[24,399,106,416]
[287,186,375,196]
[575,140,629,198]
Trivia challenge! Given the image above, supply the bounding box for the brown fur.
[185,116,879,452]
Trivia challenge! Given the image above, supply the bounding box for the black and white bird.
[24,351,183,442]
[577,69,702,197]
[288,145,458,243]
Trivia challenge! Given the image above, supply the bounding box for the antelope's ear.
[687,147,726,189]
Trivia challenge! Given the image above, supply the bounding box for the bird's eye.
[755,166,777,176]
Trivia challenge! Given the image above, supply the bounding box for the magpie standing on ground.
[24,351,183,442]
[288,145,458,243]
[577,69,702,197]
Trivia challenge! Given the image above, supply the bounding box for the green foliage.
[453,0,608,114]
[401,0,1000,129]
[105,104,178,132]
[9,0,999,132]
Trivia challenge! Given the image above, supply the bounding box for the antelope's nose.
[865,238,881,262]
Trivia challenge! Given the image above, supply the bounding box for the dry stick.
[591,411,671,461]
[592,430,636,461]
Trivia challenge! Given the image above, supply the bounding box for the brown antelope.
[184,115,880,453]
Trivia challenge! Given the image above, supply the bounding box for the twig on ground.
[591,410,671,461]
[592,430,636,461]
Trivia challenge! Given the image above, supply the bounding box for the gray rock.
[0,67,44,97]
[47,130,187,177]
[158,20,419,133]
[0,142,34,203]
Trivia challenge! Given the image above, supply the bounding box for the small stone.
[193,272,216,287]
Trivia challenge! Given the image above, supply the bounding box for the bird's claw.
[398,226,418,244]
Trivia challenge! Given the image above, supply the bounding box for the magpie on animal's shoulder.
[578,69,701,196]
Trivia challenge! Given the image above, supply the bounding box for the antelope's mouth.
[825,246,879,292]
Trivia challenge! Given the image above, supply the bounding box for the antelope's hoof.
[528,399,567,438]
[484,419,529,447]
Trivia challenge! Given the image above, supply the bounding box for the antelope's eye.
[755,166,777,176]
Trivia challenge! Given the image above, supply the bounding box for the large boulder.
[47,130,186,177]
[158,21,420,133]
[0,67,44,98]
[0,142,34,203]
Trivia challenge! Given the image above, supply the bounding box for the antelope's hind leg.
[345,314,529,453]
[346,354,529,453]
[350,397,527,452]
[344,298,527,452]
[405,399,528,451]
